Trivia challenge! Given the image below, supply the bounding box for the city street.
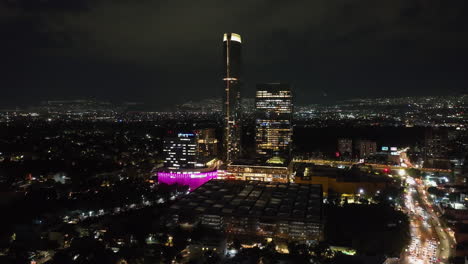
[402,177,455,264]
[416,182,456,262]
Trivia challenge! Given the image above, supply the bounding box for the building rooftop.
[294,163,392,183]
[170,180,322,222]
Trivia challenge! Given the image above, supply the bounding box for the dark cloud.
[0,0,467,108]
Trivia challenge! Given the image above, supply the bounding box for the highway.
[415,180,456,262]
[292,158,455,262]
[402,177,455,264]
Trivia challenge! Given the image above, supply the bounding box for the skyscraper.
[255,83,293,158]
[223,33,242,162]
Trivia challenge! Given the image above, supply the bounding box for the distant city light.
[177,133,195,138]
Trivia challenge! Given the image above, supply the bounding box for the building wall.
[169,180,323,242]
[255,83,293,158]
[220,216,321,241]
[163,133,197,169]
[425,128,449,159]
[338,138,353,156]
[196,128,218,157]
[295,175,388,196]
[226,165,289,182]
[355,140,377,158]
[445,209,468,222]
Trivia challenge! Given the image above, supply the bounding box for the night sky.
[1,0,467,109]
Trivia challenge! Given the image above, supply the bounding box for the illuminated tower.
[255,83,293,158]
[223,33,242,162]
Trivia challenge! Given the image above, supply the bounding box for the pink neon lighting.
[157,171,217,191]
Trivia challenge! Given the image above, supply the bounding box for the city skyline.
[1,2,467,263]
[1,0,468,109]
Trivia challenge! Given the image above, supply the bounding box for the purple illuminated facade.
[157,171,217,191]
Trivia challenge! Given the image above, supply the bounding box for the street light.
[399,169,406,176]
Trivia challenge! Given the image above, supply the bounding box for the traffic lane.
[417,184,454,263]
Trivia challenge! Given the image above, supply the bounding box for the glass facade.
[255,83,293,158]
[226,164,289,182]
[223,33,242,162]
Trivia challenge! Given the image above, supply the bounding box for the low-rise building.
[186,233,227,259]
[169,180,322,242]
[293,163,391,197]
[355,139,377,159]
[226,158,290,182]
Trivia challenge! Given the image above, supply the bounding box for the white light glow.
[223,33,242,43]
[231,33,241,43]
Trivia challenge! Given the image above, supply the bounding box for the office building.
[159,132,218,190]
[425,128,449,159]
[162,132,198,170]
[424,128,452,169]
[223,33,242,163]
[255,83,293,158]
[338,138,353,157]
[355,139,377,158]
